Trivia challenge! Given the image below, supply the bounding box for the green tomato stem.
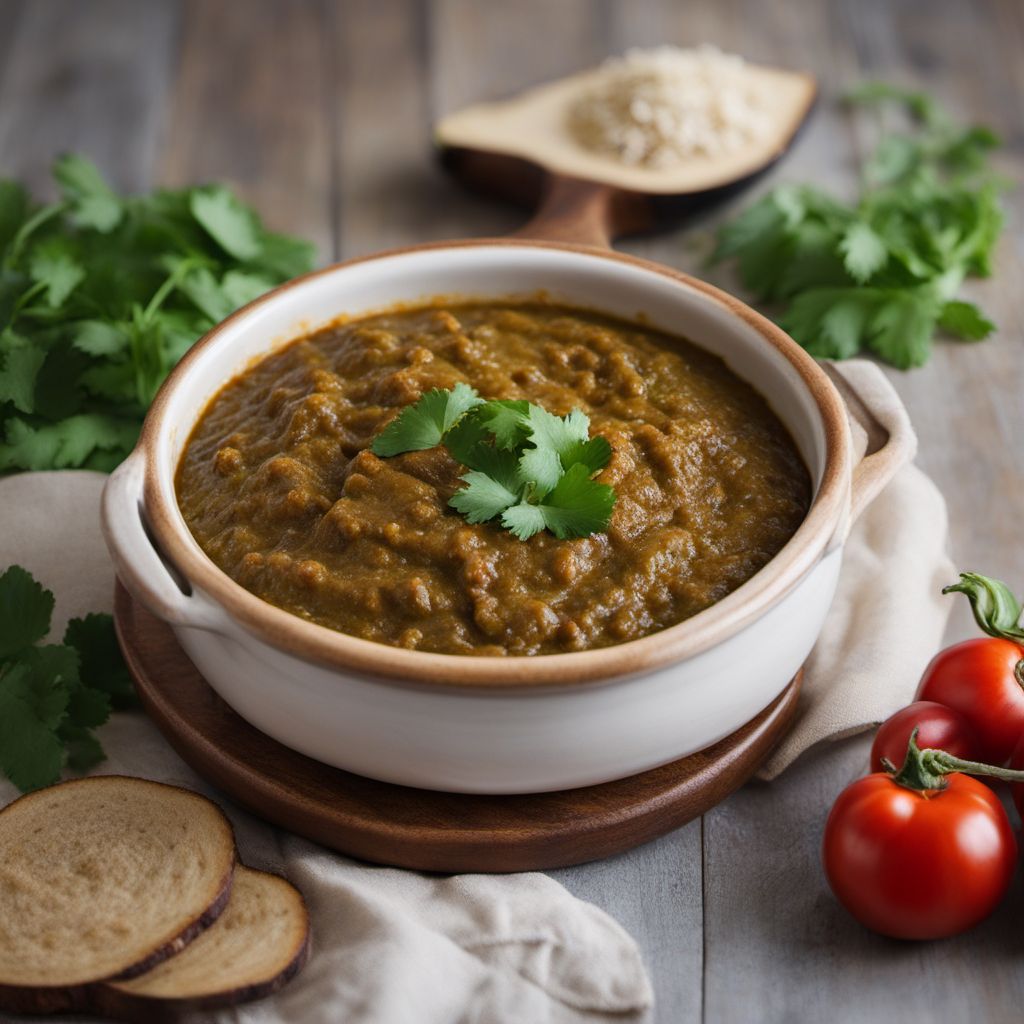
[943,571,1024,644]
[890,728,1024,792]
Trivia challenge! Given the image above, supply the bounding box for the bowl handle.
[101,451,225,631]
[823,360,918,544]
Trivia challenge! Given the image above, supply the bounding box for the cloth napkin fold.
[0,471,653,1024]
[759,360,956,777]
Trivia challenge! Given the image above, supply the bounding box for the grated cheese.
[568,45,771,167]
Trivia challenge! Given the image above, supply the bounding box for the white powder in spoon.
[568,45,770,167]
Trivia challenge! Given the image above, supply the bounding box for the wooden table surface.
[2,1,1020,1021]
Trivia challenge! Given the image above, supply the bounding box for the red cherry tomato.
[871,701,983,773]
[915,638,1024,764]
[823,772,1017,939]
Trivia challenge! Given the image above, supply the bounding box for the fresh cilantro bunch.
[0,155,315,471]
[712,84,1004,368]
[371,383,616,540]
[0,564,135,792]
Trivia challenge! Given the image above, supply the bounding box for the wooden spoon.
[437,60,817,245]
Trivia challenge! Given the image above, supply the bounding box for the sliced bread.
[97,866,311,1019]
[0,776,236,1014]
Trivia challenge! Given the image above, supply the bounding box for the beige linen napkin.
[759,360,956,777]
[0,471,652,1024]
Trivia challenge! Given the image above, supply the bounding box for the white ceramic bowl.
[101,240,914,793]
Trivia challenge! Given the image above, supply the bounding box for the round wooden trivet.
[114,582,801,873]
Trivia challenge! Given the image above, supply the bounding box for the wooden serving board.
[114,583,801,873]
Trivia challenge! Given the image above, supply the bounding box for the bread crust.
[97,868,311,1019]
[0,776,238,1014]
[94,920,311,1022]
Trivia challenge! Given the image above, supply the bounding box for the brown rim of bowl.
[137,238,851,690]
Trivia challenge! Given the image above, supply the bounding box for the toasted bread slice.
[0,776,236,1014]
[98,866,310,1018]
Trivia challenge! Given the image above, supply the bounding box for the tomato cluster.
[823,572,1024,940]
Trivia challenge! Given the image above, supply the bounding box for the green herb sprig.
[0,155,316,472]
[711,83,1005,369]
[371,383,616,540]
[0,565,135,793]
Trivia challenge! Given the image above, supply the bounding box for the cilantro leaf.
[449,470,521,523]
[518,446,563,495]
[0,155,315,474]
[64,613,137,710]
[254,232,318,279]
[502,463,616,541]
[0,344,46,413]
[561,435,612,476]
[478,400,531,450]
[459,442,523,493]
[783,289,879,361]
[442,411,490,467]
[713,84,1004,368]
[0,677,67,791]
[0,566,136,792]
[518,405,593,492]
[373,386,616,540]
[0,414,138,471]
[173,263,233,323]
[0,644,78,792]
[0,180,30,253]
[29,239,86,307]
[371,383,482,456]
[59,723,106,773]
[190,186,263,261]
[66,684,111,729]
[72,319,130,357]
[222,269,277,308]
[525,405,589,455]
[712,195,788,262]
[868,293,940,369]
[53,154,122,232]
[839,222,888,283]
[537,462,617,539]
[0,565,54,658]
[501,502,547,541]
[938,300,995,341]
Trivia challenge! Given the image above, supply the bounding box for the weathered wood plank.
[330,0,480,254]
[160,0,334,260]
[0,2,27,88]
[0,0,180,193]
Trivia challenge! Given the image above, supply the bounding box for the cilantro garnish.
[0,565,136,793]
[0,155,315,472]
[371,386,616,540]
[711,83,1005,369]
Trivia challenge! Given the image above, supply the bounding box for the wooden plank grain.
[0,0,181,192]
[331,0,453,255]
[160,0,334,260]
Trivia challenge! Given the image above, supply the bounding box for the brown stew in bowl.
[176,302,811,656]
